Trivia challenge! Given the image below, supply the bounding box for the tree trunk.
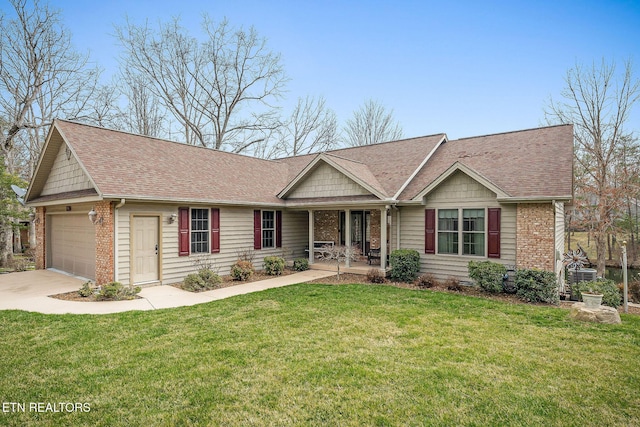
[595,232,606,278]
[0,222,12,267]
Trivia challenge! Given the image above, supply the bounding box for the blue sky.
[27,0,640,139]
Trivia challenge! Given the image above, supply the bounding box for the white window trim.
[262,210,276,249]
[190,207,210,254]
[436,207,487,257]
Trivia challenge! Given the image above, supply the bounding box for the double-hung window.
[462,209,485,256]
[437,209,459,254]
[262,211,275,248]
[191,208,209,253]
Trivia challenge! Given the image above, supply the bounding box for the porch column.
[345,209,351,268]
[308,210,314,265]
[380,206,388,270]
[396,208,401,251]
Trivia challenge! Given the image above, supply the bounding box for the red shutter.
[253,210,262,250]
[178,207,190,256]
[211,208,220,253]
[276,210,282,248]
[488,208,501,259]
[425,209,435,254]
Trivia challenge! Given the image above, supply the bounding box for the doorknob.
[155,244,158,254]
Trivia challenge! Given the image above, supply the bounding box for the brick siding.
[94,201,114,285]
[34,207,46,270]
[516,203,555,271]
[314,211,339,243]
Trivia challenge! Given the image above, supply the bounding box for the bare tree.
[115,16,287,152]
[271,96,339,158]
[0,0,99,265]
[118,71,166,137]
[545,59,640,277]
[344,99,403,147]
[0,0,100,175]
[317,245,361,279]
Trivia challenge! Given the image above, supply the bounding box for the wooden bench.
[304,241,334,257]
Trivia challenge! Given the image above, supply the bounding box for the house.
[25,120,574,286]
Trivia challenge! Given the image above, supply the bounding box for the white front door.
[133,216,159,284]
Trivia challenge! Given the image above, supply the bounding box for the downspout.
[114,199,125,282]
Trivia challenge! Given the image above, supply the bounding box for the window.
[436,208,485,256]
[462,209,485,256]
[191,208,209,253]
[262,211,275,248]
[437,209,459,254]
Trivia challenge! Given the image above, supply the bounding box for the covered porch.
[302,206,394,271]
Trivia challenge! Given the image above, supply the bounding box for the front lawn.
[1,284,639,426]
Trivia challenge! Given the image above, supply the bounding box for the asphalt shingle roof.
[27,120,573,205]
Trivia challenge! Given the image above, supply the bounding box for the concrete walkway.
[0,269,335,315]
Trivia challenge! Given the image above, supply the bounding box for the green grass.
[1,284,639,426]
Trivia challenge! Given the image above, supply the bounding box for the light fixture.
[168,213,177,224]
[28,212,35,222]
[88,208,102,225]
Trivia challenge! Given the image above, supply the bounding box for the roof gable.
[40,139,95,196]
[400,125,574,201]
[414,162,508,201]
[278,134,447,198]
[28,120,289,205]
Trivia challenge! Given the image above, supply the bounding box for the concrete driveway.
[0,269,334,315]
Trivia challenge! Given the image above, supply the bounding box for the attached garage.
[48,214,96,280]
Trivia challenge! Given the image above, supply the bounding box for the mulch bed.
[49,270,640,315]
[50,292,142,302]
[304,273,640,316]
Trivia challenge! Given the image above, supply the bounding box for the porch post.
[308,210,314,265]
[381,206,388,270]
[396,208,401,250]
[345,208,351,268]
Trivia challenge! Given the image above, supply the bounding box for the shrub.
[574,279,621,308]
[183,269,222,292]
[389,249,421,282]
[416,273,437,289]
[468,260,506,293]
[618,276,640,304]
[367,268,386,284]
[445,277,462,291]
[96,282,141,301]
[8,256,29,272]
[264,256,285,276]
[231,260,254,281]
[183,273,206,292]
[514,268,559,305]
[293,258,309,271]
[78,281,94,297]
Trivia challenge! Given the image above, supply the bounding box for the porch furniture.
[368,248,380,265]
[305,241,335,257]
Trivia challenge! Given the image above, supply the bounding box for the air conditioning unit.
[568,268,597,283]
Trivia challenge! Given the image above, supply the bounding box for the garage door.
[49,215,96,280]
